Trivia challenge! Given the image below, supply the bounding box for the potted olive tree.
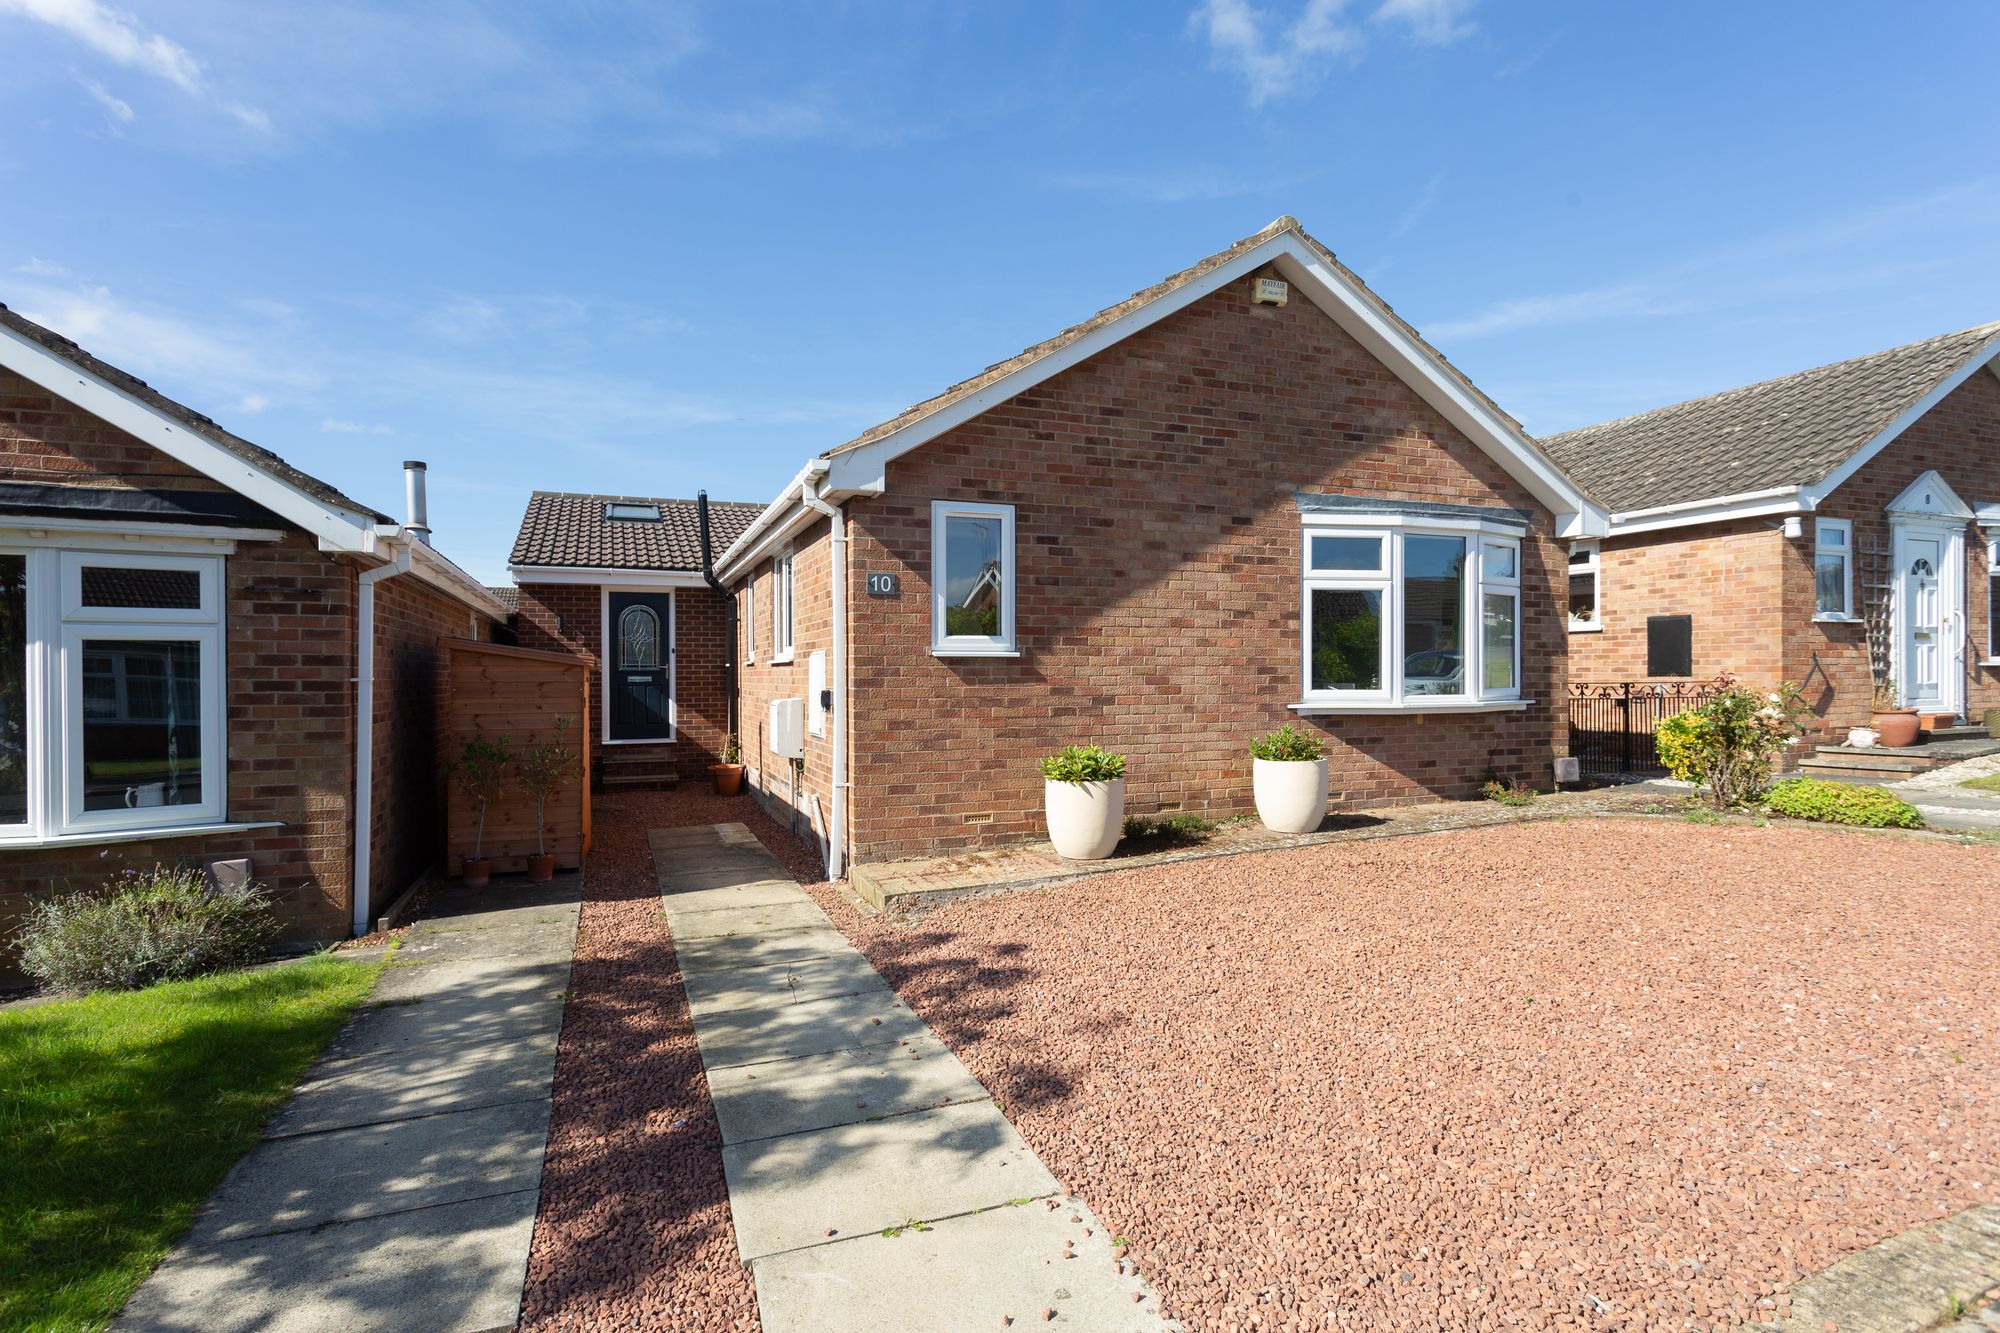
[1249,723,1329,834]
[516,717,578,883]
[709,732,745,796]
[450,732,510,888]
[1040,744,1125,860]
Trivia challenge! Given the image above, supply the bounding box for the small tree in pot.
[516,717,578,883]
[450,732,510,887]
[709,732,745,796]
[1039,744,1126,860]
[1248,724,1329,834]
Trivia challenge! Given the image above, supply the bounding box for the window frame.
[1567,541,1601,633]
[742,567,756,664]
[0,545,230,843]
[1295,516,1525,713]
[1813,518,1854,621]
[771,548,795,663]
[930,500,1018,657]
[1986,532,1999,663]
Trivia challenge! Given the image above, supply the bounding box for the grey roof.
[1539,322,2000,514]
[0,302,391,522]
[508,491,763,571]
[486,585,519,611]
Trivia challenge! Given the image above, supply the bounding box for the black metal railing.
[1567,681,1720,776]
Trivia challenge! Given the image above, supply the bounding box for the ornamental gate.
[1567,681,1720,777]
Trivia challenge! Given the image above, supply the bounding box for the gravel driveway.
[803,820,2000,1331]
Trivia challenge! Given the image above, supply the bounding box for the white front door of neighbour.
[1900,535,1944,709]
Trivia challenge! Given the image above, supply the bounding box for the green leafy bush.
[15,866,276,994]
[1123,812,1216,846]
[1039,745,1126,784]
[1764,778,1925,829]
[1654,677,1812,809]
[1249,724,1325,762]
[1480,778,1537,807]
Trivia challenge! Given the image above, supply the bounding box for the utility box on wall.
[807,651,827,737]
[769,697,805,759]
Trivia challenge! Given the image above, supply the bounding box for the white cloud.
[321,417,394,435]
[0,0,268,129]
[79,77,134,124]
[1393,171,1444,237]
[15,257,74,277]
[234,392,270,415]
[10,279,320,397]
[1373,0,1477,45]
[1192,0,1475,104]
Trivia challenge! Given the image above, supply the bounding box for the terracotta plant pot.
[463,858,492,889]
[527,853,556,883]
[1045,777,1124,860]
[1871,708,1921,748]
[1252,756,1330,834]
[708,763,745,796]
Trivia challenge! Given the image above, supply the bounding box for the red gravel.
[519,787,819,1333]
[799,820,2000,1331]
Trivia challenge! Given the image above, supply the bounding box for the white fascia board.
[1608,490,1809,537]
[0,322,382,552]
[507,564,709,590]
[712,460,823,579]
[0,515,285,546]
[408,542,510,618]
[1803,338,2000,508]
[719,503,828,583]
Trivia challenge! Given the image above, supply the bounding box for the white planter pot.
[1044,778,1124,860]
[1253,757,1330,834]
[1847,726,1879,749]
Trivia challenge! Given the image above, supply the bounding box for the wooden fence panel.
[441,638,591,875]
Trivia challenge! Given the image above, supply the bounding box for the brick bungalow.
[1542,323,2000,742]
[0,303,507,983]
[695,216,1607,876]
[506,492,761,788]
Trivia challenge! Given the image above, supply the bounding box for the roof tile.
[508,492,762,572]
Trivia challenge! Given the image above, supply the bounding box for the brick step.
[1806,747,1940,771]
[1927,725,1991,742]
[1791,762,1902,785]
[602,769,680,789]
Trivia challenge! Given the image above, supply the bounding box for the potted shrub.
[450,732,510,888]
[1870,677,1920,748]
[1039,744,1125,860]
[516,717,578,883]
[1248,724,1328,834]
[709,732,745,796]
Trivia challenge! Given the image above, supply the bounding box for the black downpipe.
[696,491,738,745]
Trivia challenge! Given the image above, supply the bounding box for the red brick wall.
[1567,520,1786,687]
[1,366,229,493]
[835,266,1568,863]
[513,580,736,779]
[733,522,836,861]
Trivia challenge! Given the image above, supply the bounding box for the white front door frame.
[1886,470,1974,718]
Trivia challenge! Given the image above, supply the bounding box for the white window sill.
[1813,614,1860,624]
[1290,699,1535,716]
[769,651,795,665]
[1567,622,1602,633]
[1981,658,2000,668]
[931,647,1022,659]
[0,820,284,851]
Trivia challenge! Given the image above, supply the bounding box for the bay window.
[1297,510,1526,711]
[0,547,227,841]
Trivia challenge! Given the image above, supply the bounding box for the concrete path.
[653,823,1174,1332]
[118,877,582,1333]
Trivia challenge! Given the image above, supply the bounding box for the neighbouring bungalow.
[1542,323,2000,745]
[682,215,1608,877]
[0,304,507,984]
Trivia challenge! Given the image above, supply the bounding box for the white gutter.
[797,464,849,881]
[1610,484,1804,522]
[352,538,414,935]
[715,458,826,580]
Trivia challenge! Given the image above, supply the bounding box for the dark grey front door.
[607,591,672,741]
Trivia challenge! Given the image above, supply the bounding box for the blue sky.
[3,0,1998,583]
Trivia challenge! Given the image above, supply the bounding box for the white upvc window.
[1987,533,1999,662]
[771,549,794,661]
[1814,518,1853,620]
[0,547,228,842]
[931,500,1016,656]
[1568,541,1600,632]
[1297,517,1525,712]
[742,568,756,663]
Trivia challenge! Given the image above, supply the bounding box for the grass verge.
[0,954,384,1332]
[1959,773,2000,794]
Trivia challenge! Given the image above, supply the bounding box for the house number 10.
[865,573,900,598]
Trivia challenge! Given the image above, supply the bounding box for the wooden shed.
[441,639,592,876]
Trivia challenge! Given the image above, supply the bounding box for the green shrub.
[1654,677,1812,809]
[1122,813,1216,846]
[1249,724,1325,762]
[1480,777,1537,807]
[15,866,276,994]
[1040,745,1126,784]
[1764,778,1925,829]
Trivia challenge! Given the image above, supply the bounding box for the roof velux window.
[604,502,662,522]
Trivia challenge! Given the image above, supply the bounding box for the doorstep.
[847,788,1657,913]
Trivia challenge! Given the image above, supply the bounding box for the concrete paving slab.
[707,1033,989,1145]
[417,876,582,926]
[266,1029,558,1137]
[679,951,893,1021]
[388,920,577,968]
[672,924,852,974]
[664,897,833,940]
[693,986,929,1069]
[721,1100,1058,1261]
[651,822,762,851]
[752,1196,1174,1333]
[187,1092,550,1244]
[315,983,566,1061]
[370,954,572,1003]
[116,1188,539,1333]
[659,878,811,914]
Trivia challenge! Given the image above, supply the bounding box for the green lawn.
[0,955,384,1332]
[1960,773,2000,794]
